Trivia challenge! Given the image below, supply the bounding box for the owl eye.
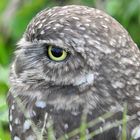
[47,45,68,62]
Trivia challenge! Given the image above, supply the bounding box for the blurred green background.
[0,0,140,139]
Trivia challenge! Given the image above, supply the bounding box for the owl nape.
[8,5,140,140]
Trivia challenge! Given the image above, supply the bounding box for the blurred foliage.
[106,0,140,46]
[0,0,139,139]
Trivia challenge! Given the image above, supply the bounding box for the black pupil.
[51,47,63,57]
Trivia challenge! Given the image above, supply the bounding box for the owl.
[7,5,140,140]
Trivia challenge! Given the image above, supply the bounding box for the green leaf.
[0,95,8,122]
[0,66,9,84]
[0,37,9,66]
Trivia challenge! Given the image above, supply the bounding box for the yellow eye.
[47,46,68,62]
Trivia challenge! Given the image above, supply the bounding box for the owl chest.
[30,101,117,139]
[30,101,86,139]
[31,100,83,130]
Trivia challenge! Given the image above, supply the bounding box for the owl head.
[10,5,139,95]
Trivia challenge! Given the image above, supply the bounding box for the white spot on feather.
[64,124,68,129]
[135,96,140,101]
[35,20,41,26]
[10,114,12,121]
[112,81,125,88]
[15,118,20,124]
[132,125,140,139]
[9,124,12,131]
[38,23,43,29]
[137,111,140,116]
[23,120,31,132]
[35,101,46,108]
[14,136,20,140]
[75,73,94,86]
[40,30,45,35]
[11,105,15,110]
[26,135,34,140]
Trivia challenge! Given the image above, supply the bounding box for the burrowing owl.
[8,5,140,140]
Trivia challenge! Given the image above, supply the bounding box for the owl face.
[12,5,115,90]
[10,5,139,94]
